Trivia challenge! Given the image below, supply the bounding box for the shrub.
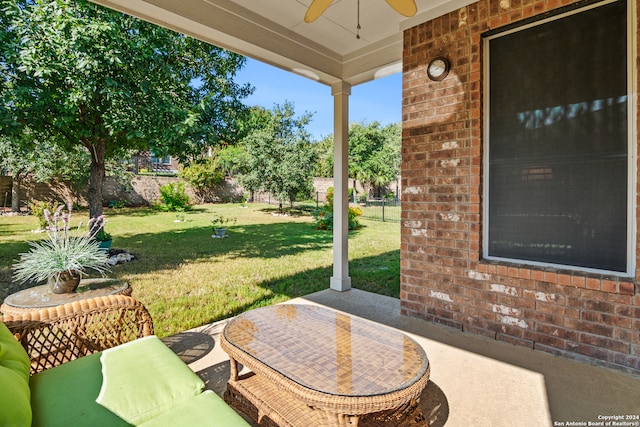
[179,158,225,191]
[72,202,87,211]
[349,206,363,229]
[108,200,127,209]
[313,187,362,230]
[313,208,333,230]
[313,206,362,231]
[211,214,236,229]
[94,227,112,242]
[155,182,191,212]
[29,201,61,229]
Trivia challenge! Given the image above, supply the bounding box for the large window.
[484,0,632,273]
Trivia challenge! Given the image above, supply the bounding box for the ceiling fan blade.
[304,0,334,23]
[385,0,417,17]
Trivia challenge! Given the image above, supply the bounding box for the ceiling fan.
[304,0,418,23]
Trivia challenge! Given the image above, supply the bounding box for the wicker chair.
[1,294,154,375]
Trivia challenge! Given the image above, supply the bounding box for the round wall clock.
[427,56,451,81]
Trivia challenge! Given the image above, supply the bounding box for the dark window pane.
[488,0,627,271]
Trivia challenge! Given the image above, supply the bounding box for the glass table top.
[3,278,130,309]
[223,304,429,397]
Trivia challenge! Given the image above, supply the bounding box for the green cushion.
[30,335,244,426]
[30,352,131,427]
[138,391,250,427]
[31,336,207,427]
[0,322,30,380]
[0,321,31,427]
[96,336,205,424]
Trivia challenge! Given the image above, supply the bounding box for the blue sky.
[235,58,402,141]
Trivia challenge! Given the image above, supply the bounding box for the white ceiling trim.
[148,0,342,74]
[89,0,416,86]
[89,0,478,86]
[342,33,403,84]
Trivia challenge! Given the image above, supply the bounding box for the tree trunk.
[352,177,357,202]
[11,177,21,212]
[87,142,106,219]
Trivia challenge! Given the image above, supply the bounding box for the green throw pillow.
[137,391,250,427]
[96,336,205,425]
[0,321,32,427]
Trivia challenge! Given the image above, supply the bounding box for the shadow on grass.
[102,207,159,217]
[0,223,36,238]
[0,240,35,301]
[109,221,333,272]
[1,218,399,330]
[104,214,398,334]
[103,220,381,280]
[178,247,400,330]
[258,206,315,217]
[106,205,212,217]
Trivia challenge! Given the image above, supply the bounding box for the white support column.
[330,81,352,292]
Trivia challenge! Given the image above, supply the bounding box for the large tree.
[238,103,317,210]
[356,122,401,197]
[0,0,252,217]
[0,132,92,211]
[314,121,401,197]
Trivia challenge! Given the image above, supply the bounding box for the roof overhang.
[89,0,476,87]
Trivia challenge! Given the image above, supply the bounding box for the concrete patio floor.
[161,289,640,427]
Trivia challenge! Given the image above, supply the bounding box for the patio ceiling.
[90,0,474,87]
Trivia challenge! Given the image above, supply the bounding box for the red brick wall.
[400,0,640,374]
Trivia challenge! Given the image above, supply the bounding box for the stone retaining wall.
[0,175,396,210]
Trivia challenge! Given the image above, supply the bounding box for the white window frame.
[482,0,637,277]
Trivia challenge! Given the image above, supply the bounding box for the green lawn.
[0,204,400,337]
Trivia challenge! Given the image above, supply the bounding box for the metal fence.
[251,192,400,223]
[250,192,324,211]
[357,198,401,223]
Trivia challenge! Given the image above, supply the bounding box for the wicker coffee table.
[220,304,430,427]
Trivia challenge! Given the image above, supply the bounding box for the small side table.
[1,278,131,316]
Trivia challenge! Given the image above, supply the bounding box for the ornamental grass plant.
[12,205,111,286]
